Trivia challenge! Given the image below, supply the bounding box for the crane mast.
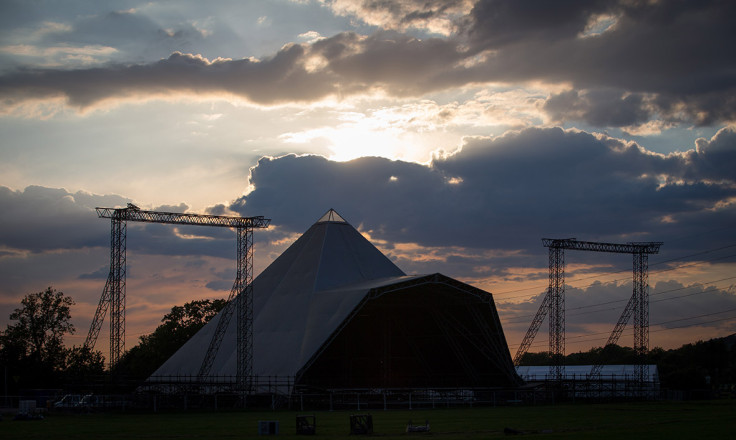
[86,204,270,387]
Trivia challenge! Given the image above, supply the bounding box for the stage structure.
[84,203,270,389]
[513,238,662,384]
[151,209,522,391]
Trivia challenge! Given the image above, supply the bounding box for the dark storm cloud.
[499,279,736,336]
[464,0,611,46]
[230,153,453,237]
[0,46,341,108]
[683,125,736,182]
[649,280,736,330]
[464,0,735,92]
[0,186,122,252]
[543,90,653,127]
[0,186,234,259]
[433,127,736,238]
[232,127,736,255]
[0,31,467,108]
[2,0,733,126]
[6,126,730,266]
[310,31,466,95]
[463,0,736,125]
[328,0,472,31]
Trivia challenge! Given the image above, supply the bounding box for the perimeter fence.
[2,374,722,414]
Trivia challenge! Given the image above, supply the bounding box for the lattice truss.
[84,204,269,386]
[513,238,662,383]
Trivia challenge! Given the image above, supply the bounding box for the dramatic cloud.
[463,0,736,126]
[499,278,736,351]
[325,0,474,35]
[684,127,736,183]
[0,185,258,338]
[2,126,734,349]
[543,89,654,128]
[1,0,734,351]
[0,32,471,111]
[6,127,732,293]
[1,0,733,127]
[233,127,736,254]
[0,186,234,259]
[0,186,122,252]
[463,0,612,46]
[0,48,336,109]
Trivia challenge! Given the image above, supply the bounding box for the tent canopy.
[151,209,520,388]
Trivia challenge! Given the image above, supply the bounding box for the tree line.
[518,335,736,390]
[2,286,734,393]
[0,287,104,391]
[0,287,224,393]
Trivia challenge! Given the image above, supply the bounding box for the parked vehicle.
[53,394,82,408]
[77,394,104,408]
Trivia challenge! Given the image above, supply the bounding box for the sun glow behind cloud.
[282,123,414,162]
[279,102,449,162]
[276,89,547,163]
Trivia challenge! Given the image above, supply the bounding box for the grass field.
[1,400,734,439]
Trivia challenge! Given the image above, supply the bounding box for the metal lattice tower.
[512,293,549,366]
[238,227,255,390]
[632,249,650,382]
[109,212,127,366]
[84,211,128,365]
[548,243,565,381]
[85,204,269,385]
[197,226,256,389]
[514,238,662,384]
[589,295,635,374]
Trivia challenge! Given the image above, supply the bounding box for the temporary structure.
[151,209,520,388]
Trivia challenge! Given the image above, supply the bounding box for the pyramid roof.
[151,209,407,378]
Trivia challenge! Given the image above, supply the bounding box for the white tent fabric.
[515,365,659,382]
[151,209,407,379]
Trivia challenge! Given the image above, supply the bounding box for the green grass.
[1,400,734,439]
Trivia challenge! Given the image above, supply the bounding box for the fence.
[3,376,716,414]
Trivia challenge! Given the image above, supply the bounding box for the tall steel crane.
[85,203,270,388]
[513,238,662,383]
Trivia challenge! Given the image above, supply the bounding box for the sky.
[1,0,735,362]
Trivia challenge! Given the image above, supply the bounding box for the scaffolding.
[513,238,662,385]
[85,204,270,388]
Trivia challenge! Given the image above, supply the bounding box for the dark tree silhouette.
[64,344,105,380]
[115,298,226,379]
[1,286,74,370]
[0,286,106,390]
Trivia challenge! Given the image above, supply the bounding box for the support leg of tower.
[236,226,254,393]
[198,225,255,398]
[548,246,565,381]
[633,251,649,385]
[513,291,550,366]
[109,213,127,367]
[589,293,635,377]
[84,276,112,349]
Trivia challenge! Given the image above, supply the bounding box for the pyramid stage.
[146,209,521,401]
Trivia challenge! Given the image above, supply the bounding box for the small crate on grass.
[349,414,373,435]
[296,414,316,435]
[406,419,430,433]
[258,420,279,435]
